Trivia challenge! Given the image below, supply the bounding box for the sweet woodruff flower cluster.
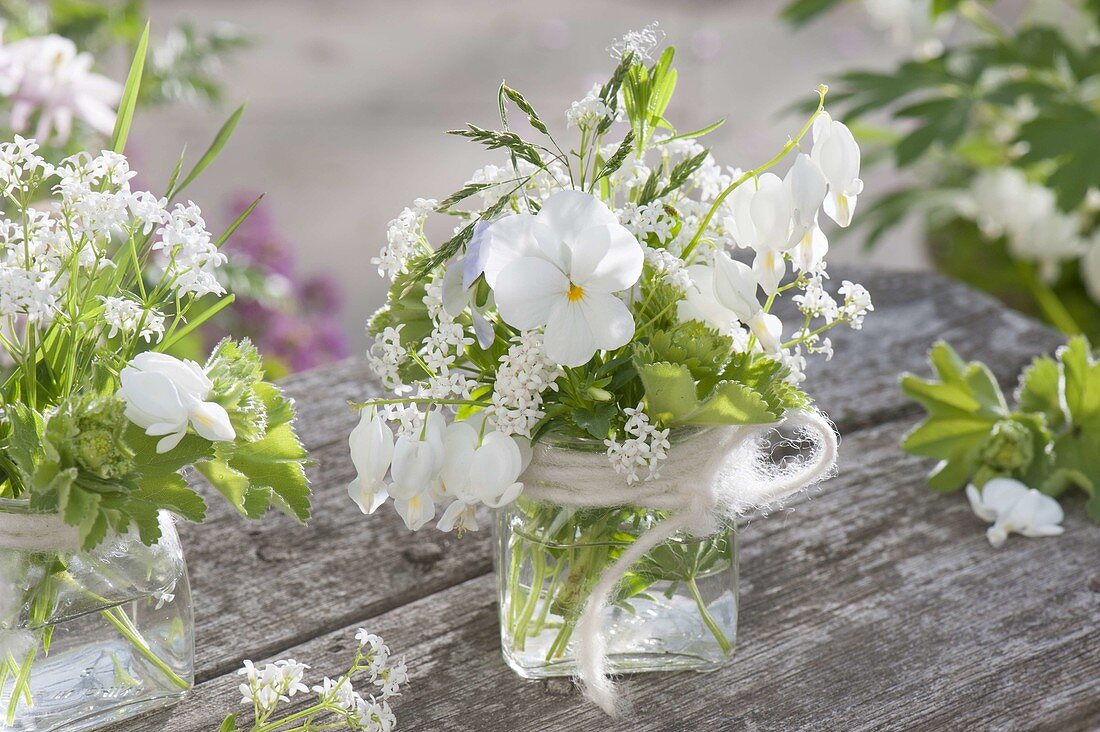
[350,26,873,533]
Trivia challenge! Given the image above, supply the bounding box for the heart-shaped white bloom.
[811,113,863,228]
[348,409,394,515]
[481,190,644,368]
[724,173,796,295]
[966,478,1064,548]
[711,251,783,353]
[119,352,235,453]
[436,421,525,532]
[785,153,828,244]
[387,411,446,503]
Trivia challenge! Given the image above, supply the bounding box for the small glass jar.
[0,499,194,732]
[494,428,739,680]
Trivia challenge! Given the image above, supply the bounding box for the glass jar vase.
[0,500,194,732]
[495,497,737,679]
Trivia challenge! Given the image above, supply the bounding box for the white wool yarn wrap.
[520,409,839,715]
[0,509,81,552]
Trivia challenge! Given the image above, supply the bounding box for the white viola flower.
[712,251,783,353]
[811,113,863,227]
[481,190,644,367]
[966,478,1064,548]
[119,352,235,453]
[0,34,122,144]
[348,408,395,515]
[784,153,828,246]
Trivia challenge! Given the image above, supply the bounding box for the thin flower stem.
[681,86,828,261]
[1015,260,1081,336]
[349,397,489,410]
[686,576,732,655]
[101,607,190,690]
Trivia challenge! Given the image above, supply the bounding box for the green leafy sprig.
[901,338,1100,522]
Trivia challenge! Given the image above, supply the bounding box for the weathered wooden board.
[116,419,1100,732]
[111,269,1095,731]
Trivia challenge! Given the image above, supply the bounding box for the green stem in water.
[5,648,36,725]
[686,576,732,655]
[102,607,190,691]
[1015,260,1081,336]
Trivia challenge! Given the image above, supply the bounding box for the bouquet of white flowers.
[0,34,310,732]
[349,25,872,713]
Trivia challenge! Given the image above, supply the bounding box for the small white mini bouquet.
[350,24,872,713]
[0,32,310,732]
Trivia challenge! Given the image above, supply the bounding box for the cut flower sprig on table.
[0,29,310,727]
[351,29,872,531]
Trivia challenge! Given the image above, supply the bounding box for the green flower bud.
[980,419,1034,472]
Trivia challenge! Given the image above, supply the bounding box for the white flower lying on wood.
[966,478,1064,548]
[119,352,235,453]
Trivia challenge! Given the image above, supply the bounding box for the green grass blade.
[171,104,246,198]
[214,194,263,248]
[160,295,236,351]
[110,22,150,154]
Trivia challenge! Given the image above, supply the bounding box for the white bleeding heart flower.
[348,409,394,515]
[724,173,796,295]
[119,352,235,453]
[387,411,447,503]
[811,112,863,227]
[394,492,436,532]
[678,263,743,336]
[480,190,644,367]
[793,224,829,274]
[966,478,1064,548]
[785,153,828,246]
[435,421,525,532]
[468,431,524,508]
[711,251,783,353]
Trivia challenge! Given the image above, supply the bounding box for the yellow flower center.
[567,283,585,302]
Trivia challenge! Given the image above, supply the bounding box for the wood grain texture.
[111,269,1095,731]
[116,420,1100,732]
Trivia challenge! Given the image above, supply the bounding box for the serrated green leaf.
[133,472,206,523]
[684,381,779,425]
[636,362,699,424]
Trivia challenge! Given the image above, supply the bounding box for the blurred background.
[131,0,928,350]
[6,0,1092,374]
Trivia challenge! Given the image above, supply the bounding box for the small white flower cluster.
[958,167,1088,284]
[604,404,671,484]
[372,199,435,280]
[643,246,693,291]
[491,331,563,438]
[566,83,614,129]
[0,31,121,144]
[238,659,310,714]
[608,21,665,64]
[620,201,675,244]
[367,325,409,393]
[0,140,224,332]
[101,296,165,343]
[154,201,227,299]
[236,629,406,732]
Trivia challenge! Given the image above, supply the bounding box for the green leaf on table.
[900,341,1011,491]
[1015,353,1064,430]
[1042,337,1100,507]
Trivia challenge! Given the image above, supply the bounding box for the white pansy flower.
[811,113,863,227]
[481,190,644,367]
[119,352,235,453]
[348,408,395,515]
[966,478,1064,548]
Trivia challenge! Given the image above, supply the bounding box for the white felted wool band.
[520,409,839,716]
[0,508,82,552]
